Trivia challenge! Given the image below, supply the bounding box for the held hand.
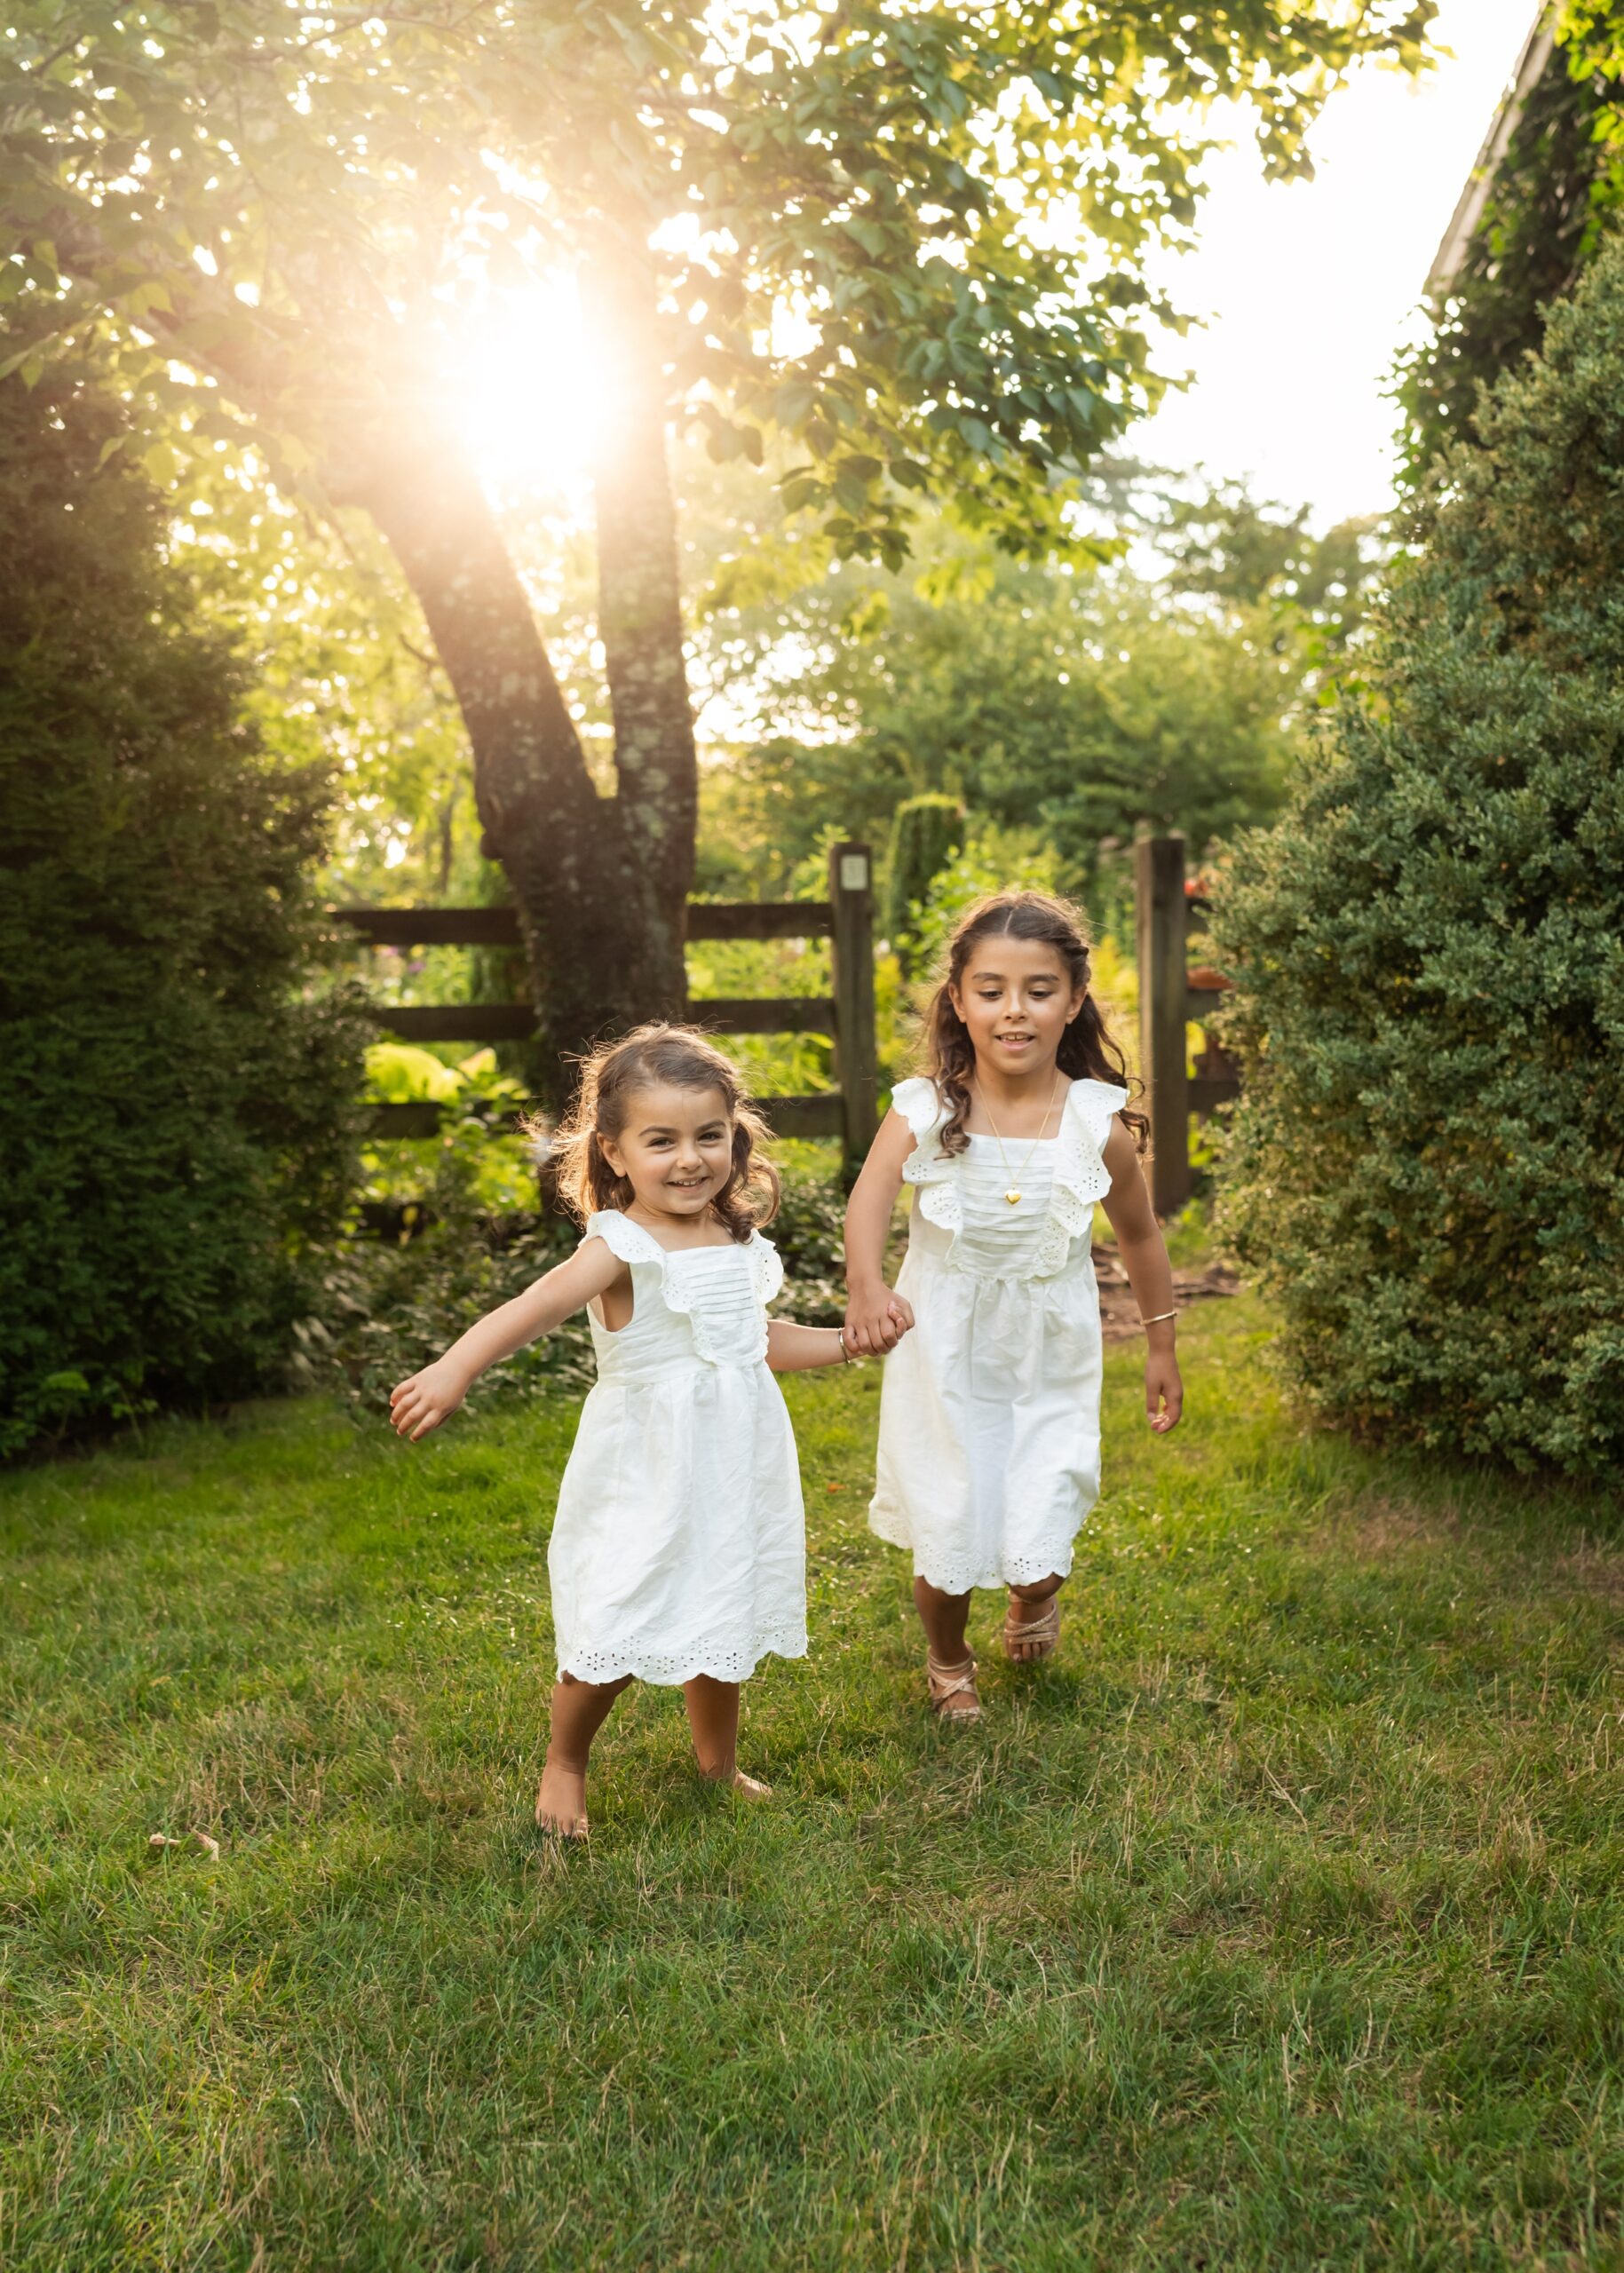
[1146,1352,1183,1434]
[389,1359,469,1442]
[844,1287,915,1356]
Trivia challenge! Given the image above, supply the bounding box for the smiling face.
[948,933,1086,1076]
[596,1081,736,1222]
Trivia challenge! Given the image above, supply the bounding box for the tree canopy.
[693,471,1384,913]
[6,0,1436,556]
[3,0,1439,1078]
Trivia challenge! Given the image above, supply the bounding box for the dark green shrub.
[886,793,964,968]
[0,371,367,1455]
[293,1209,594,1419]
[1214,233,1624,1477]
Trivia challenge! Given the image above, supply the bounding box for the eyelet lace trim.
[583,1211,779,1364]
[891,1075,1126,1279]
[867,1503,1081,1596]
[559,1622,808,1687]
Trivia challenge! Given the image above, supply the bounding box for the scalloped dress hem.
[558,1626,810,1688]
[867,1506,1078,1598]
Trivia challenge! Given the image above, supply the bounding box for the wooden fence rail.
[1134,832,1240,1216]
[335,840,878,1168]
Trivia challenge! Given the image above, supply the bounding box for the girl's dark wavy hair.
[921,891,1148,1158]
[527,1023,779,1242]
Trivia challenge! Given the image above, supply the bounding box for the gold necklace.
[979,1072,1064,1206]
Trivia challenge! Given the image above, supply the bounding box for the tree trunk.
[354,384,694,1104]
[581,232,700,946]
[51,217,701,1107]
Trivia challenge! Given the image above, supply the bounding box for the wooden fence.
[1134,833,1240,1216]
[333,838,879,1168]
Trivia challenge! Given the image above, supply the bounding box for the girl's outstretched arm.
[389,1237,626,1441]
[843,1109,918,1354]
[1098,1121,1184,1434]
[765,1320,860,1374]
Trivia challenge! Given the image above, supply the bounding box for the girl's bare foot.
[700,1764,773,1800]
[534,1755,590,1840]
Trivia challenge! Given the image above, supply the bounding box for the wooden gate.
[1134,833,1240,1216]
[334,839,879,1169]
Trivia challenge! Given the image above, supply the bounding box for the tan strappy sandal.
[1002,1593,1061,1664]
[927,1651,983,1722]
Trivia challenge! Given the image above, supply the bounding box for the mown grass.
[3,1296,1622,2271]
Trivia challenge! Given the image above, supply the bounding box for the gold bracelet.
[1139,1309,1178,1329]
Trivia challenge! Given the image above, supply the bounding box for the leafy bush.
[0,371,366,1456]
[360,1044,540,1218]
[294,1211,595,1417]
[1214,233,1624,1477]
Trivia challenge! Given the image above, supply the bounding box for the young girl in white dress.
[844,892,1183,1722]
[390,1025,865,1834]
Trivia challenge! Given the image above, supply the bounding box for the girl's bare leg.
[684,1675,772,1798]
[536,1672,631,1835]
[914,1575,978,1716]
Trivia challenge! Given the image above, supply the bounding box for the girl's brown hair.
[530,1023,780,1241]
[922,891,1148,1158]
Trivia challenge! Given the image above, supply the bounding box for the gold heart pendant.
[1004,1190,1021,1205]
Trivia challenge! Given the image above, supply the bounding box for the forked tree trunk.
[582,233,699,946]
[54,216,699,1107]
[353,239,696,1105]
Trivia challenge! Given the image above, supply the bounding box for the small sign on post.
[828,840,878,1172]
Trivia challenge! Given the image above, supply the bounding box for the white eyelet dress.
[547,1210,807,1686]
[868,1076,1128,1596]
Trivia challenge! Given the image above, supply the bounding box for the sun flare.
[439,271,606,500]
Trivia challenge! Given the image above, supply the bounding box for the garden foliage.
[1398,16,1624,481]
[1215,234,1624,1477]
[885,794,963,967]
[296,1155,849,1420]
[0,372,365,1455]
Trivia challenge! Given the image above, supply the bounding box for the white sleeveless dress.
[547,1210,807,1685]
[869,1076,1128,1596]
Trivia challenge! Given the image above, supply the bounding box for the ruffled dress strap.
[1031,1077,1129,1276]
[747,1229,785,1308]
[582,1208,670,1269]
[893,1075,962,1239]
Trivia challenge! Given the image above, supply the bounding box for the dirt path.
[1093,1243,1240,1342]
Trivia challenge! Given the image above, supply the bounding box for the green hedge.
[0,371,366,1455]
[1214,231,1624,1477]
[885,792,963,967]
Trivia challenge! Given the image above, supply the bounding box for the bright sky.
[1135,0,1542,527]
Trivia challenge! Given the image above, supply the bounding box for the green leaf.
[139,440,183,487]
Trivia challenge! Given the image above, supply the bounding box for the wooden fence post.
[828,840,878,1170]
[1135,832,1191,1217]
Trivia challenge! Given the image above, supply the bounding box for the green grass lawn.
[4,1296,1622,2271]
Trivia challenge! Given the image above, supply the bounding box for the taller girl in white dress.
[391,1026,866,1835]
[844,892,1184,1722]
